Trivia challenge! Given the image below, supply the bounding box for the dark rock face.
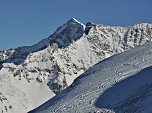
[49,18,85,48]
[85,22,95,35]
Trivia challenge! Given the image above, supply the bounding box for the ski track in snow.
[116,49,152,77]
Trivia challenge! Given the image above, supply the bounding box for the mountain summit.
[0,18,152,113]
[49,18,85,47]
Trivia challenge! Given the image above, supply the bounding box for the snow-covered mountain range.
[30,42,152,113]
[0,18,152,113]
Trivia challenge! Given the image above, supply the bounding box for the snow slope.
[30,42,152,113]
[0,18,152,113]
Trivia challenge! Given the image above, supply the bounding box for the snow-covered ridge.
[0,18,152,113]
[30,42,152,113]
[0,18,85,65]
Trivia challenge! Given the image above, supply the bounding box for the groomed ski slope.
[30,42,152,113]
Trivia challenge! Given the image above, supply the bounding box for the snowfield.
[0,18,152,113]
[30,42,152,113]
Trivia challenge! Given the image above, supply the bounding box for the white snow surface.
[30,42,152,113]
[0,18,152,113]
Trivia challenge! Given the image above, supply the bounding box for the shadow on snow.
[95,66,152,112]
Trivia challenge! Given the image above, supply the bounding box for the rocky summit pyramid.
[0,18,152,113]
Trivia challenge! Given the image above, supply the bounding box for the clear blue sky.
[0,0,152,49]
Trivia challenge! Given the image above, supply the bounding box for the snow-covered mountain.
[30,42,152,113]
[0,18,152,113]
